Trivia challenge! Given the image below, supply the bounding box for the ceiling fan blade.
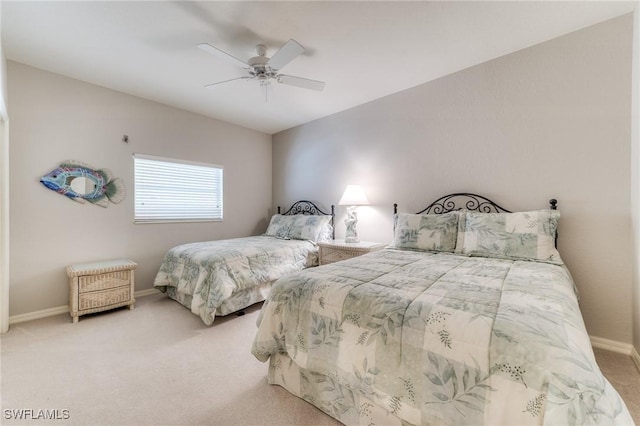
[267,39,305,71]
[277,74,326,92]
[204,76,252,88]
[198,43,248,69]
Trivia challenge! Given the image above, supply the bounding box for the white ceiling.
[2,1,636,135]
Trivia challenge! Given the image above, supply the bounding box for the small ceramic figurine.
[344,206,359,243]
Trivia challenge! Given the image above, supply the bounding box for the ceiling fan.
[198,39,326,93]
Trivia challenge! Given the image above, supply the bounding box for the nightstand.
[66,259,137,323]
[318,239,386,265]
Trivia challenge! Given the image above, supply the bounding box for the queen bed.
[251,193,633,425]
[154,200,334,325]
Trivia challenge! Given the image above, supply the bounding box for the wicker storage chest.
[66,259,137,323]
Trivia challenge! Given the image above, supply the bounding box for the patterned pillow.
[265,214,332,242]
[318,221,334,243]
[390,211,459,252]
[455,209,562,264]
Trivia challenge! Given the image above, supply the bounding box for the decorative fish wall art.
[40,160,125,207]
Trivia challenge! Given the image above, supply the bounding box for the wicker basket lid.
[66,259,138,277]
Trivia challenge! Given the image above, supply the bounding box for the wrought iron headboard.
[278,200,336,240]
[393,193,557,215]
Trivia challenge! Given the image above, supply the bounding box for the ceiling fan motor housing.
[249,45,277,79]
[255,44,268,57]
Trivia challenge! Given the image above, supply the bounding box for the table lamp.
[338,185,369,243]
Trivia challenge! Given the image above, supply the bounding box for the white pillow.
[265,214,332,242]
[390,211,459,253]
[455,209,562,264]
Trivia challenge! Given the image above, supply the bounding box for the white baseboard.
[590,335,635,355]
[632,347,640,373]
[134,288,161,298]
[8,288,161,325]
[590,335,640,373]
[9,305,69,324]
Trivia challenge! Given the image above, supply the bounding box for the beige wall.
[273,15,634,344]
[0,0,6,117]
[1,0,10,332]
[8,62,272,316]
[632,5,640,355]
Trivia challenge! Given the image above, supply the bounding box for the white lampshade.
[338,185,369,206]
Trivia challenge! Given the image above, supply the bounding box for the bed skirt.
[166,281,271,321]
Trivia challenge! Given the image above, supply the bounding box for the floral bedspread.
[251,249,633,425]
[154,236,318,325]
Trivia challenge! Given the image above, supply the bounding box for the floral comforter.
[154,236,318,325]
[251,249,633,425]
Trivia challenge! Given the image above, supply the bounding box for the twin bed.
[153,200,334,325]
[250,193,634,425]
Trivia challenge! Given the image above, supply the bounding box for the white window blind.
[134,154,223,223]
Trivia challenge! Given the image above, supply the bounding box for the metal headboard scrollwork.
[393,193,512,215]
[394,193,558,215]
[278,200,336,240]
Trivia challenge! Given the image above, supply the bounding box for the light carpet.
[1,292,638,425]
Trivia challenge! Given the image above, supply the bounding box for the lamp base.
[344,206,359,243]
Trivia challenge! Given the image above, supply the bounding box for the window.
[134,154,223,223]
